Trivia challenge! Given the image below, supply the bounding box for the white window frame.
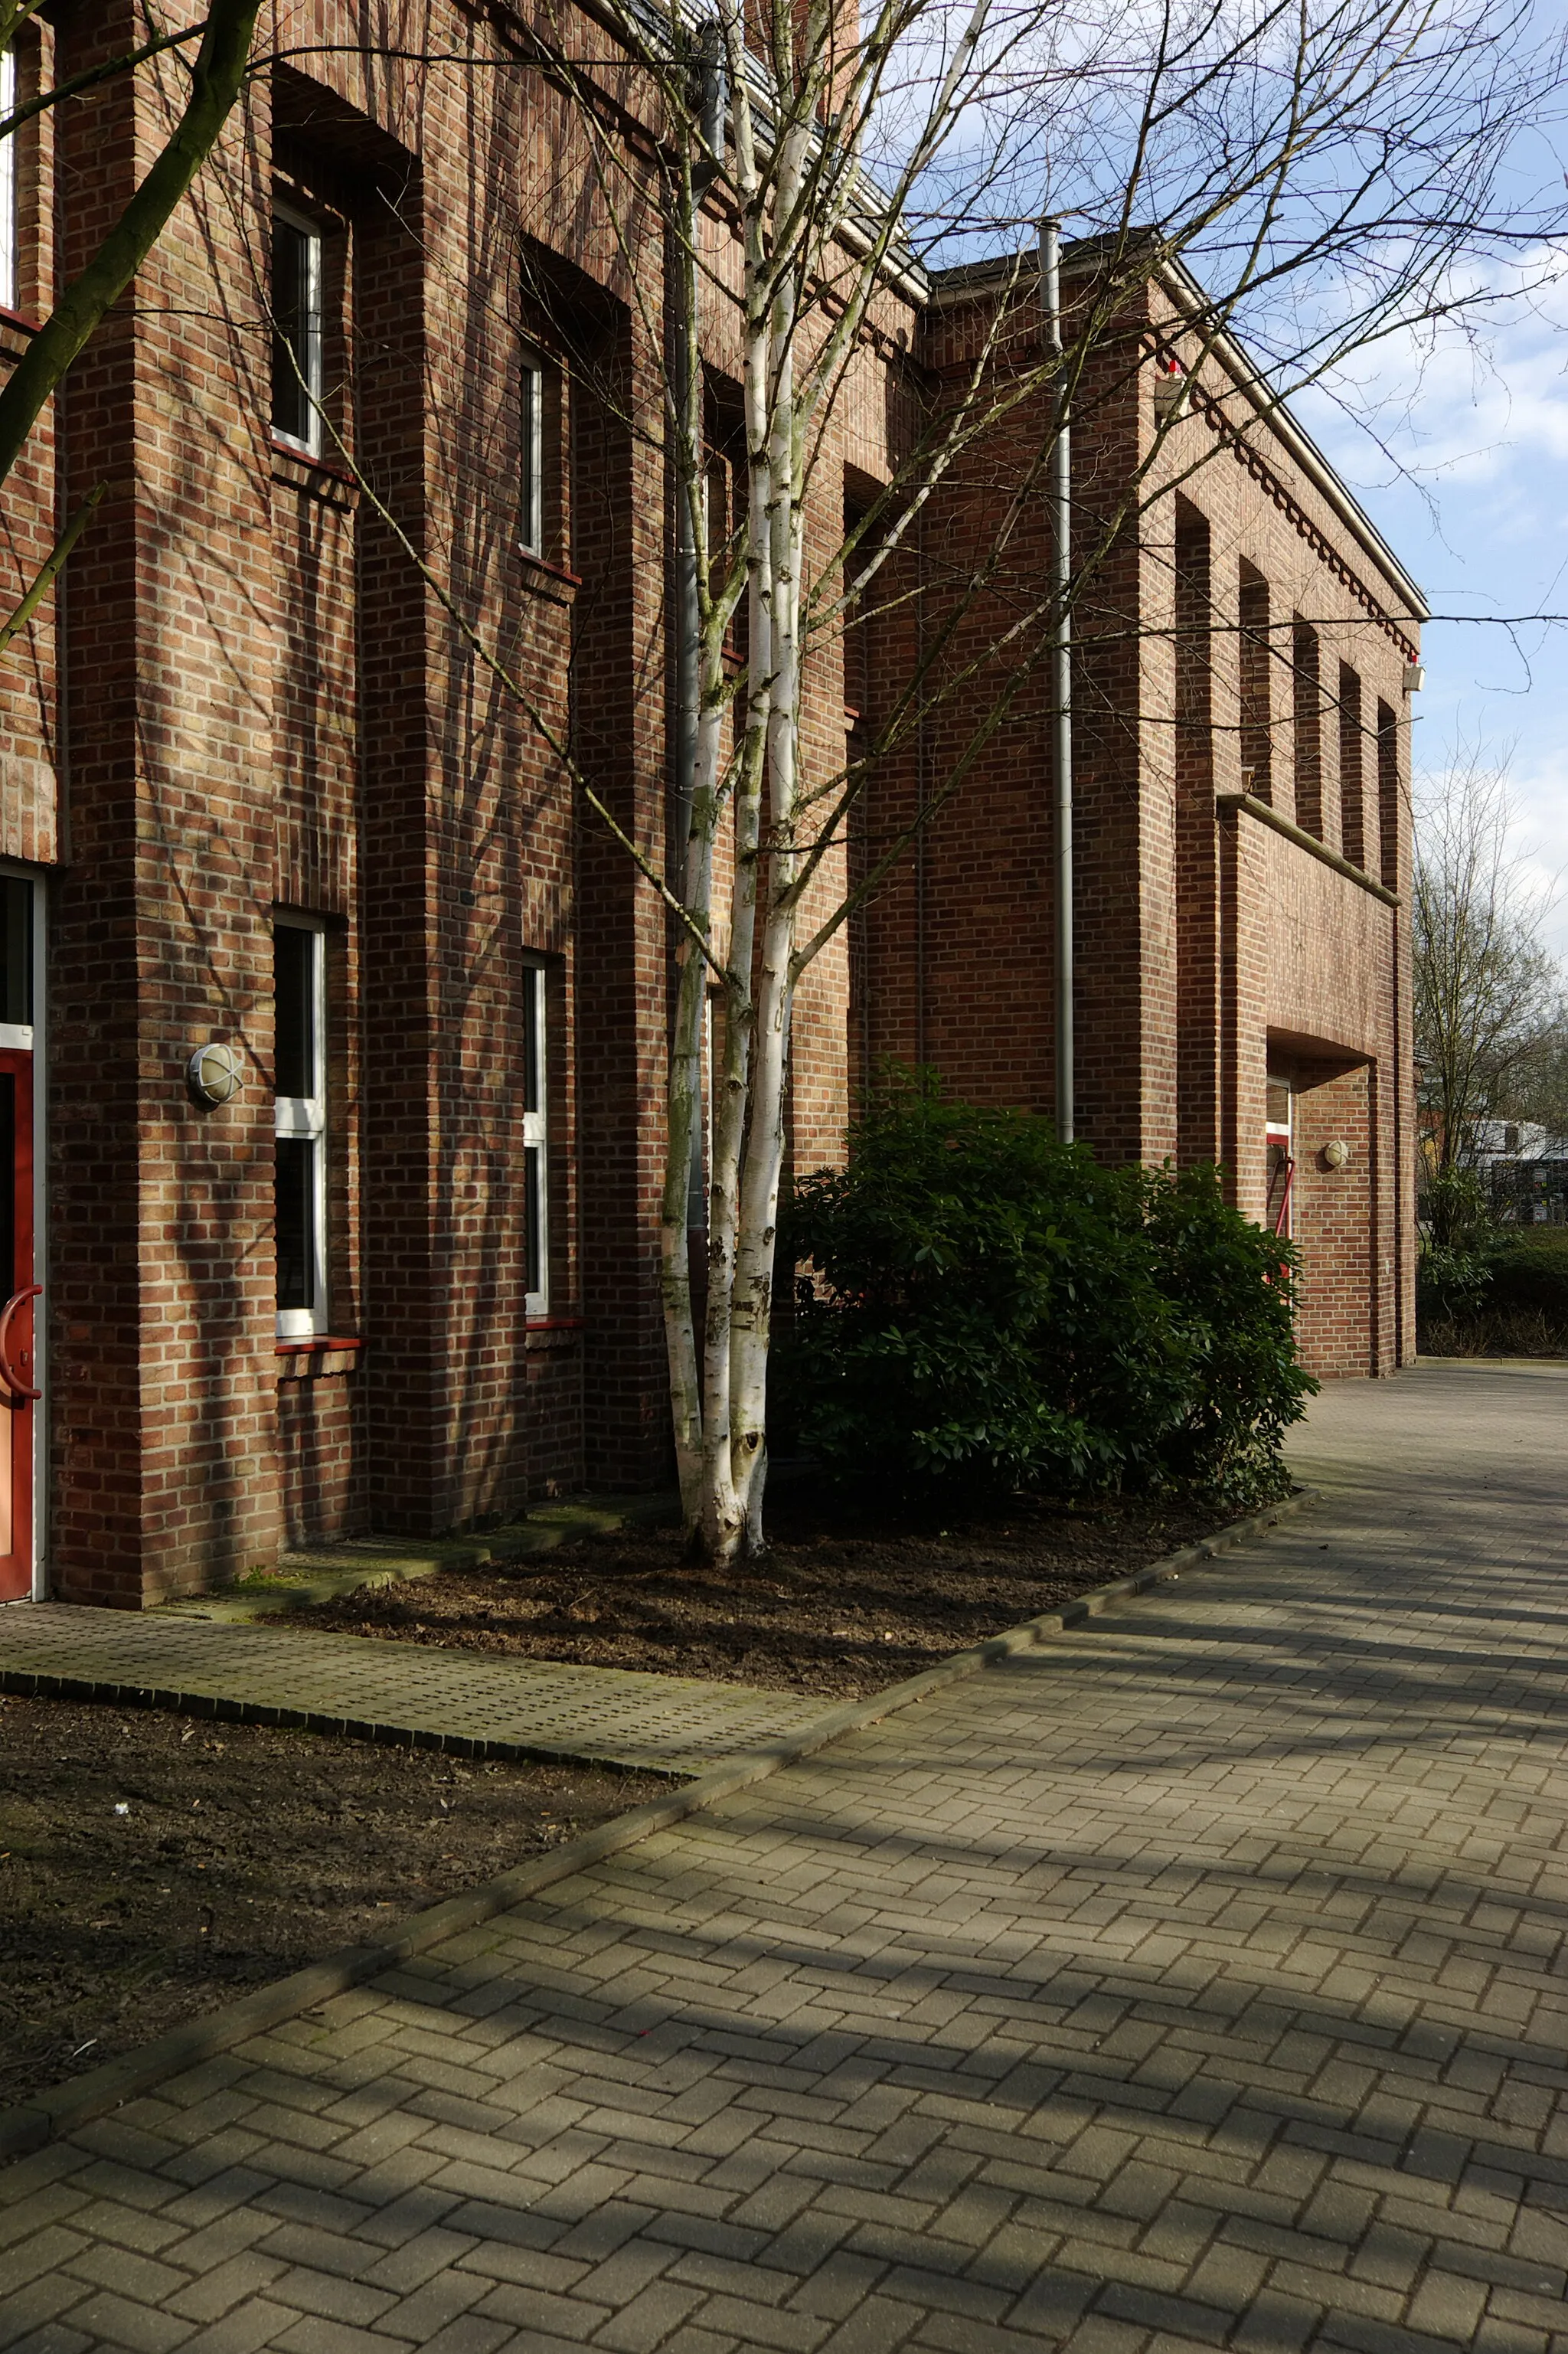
[272,204,323,459]
[0,47,18,316]
[519,351,544,556]
[1266,1076,1293,1241]
[523,961,549,1315]
[274,917,328,1339]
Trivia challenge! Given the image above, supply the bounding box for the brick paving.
[5,1358,1568,2353]
[0,1608,828,1774]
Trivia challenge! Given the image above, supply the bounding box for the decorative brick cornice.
[1152,342,1420,666]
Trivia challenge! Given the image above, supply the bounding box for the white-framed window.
[271,204,323,456]
[0,47,18,316]
[274,917,328,1337]
[520,351,544,556]
[1266,1075,1293,1241]
[522,961,548,1314]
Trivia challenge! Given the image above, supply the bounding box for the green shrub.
[1140,1158,1316,1498]
[1416,1218,1568,1353]
[1421,1165,1491,1251]
[1486,1228,1568,1326]
[1417,1244,1492,1326]
[777,1074,1315,1508]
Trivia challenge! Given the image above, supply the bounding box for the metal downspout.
[1039,218,1073,1145]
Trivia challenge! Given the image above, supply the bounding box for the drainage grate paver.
[0,1603,828,1773]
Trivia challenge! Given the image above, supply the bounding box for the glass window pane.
[0,878,31,1026]
[271,217,316,443]
[522,966,541,1113]
[524,1144,542,1296]
[275,927,315,1098]
[276,1137,315,1311]
[521,364,541,551]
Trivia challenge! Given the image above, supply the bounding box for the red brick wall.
[50,11,283,1603]
[862,257,1419,1385]
[5,29,1419,1605]
[276,1350,363,1548]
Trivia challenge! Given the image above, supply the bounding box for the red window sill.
[275,1335,364,1354]
[270,436,358,487]
[519,549,582,590]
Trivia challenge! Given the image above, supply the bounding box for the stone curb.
[0,1483,1317,2166]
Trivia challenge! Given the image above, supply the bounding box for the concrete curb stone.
[0,1482,1317,2167]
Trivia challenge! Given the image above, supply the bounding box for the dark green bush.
[1421,1164,1491,1251]
[1416,1244,1492,1326]
[1485,1228,1568,1326]
[1416,1221,1568,1353]
[777,1074,1315,1507]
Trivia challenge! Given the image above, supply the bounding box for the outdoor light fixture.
[1152,354,1189,421]
[1321,1139,1351,1170]
[187,1042,242,1107]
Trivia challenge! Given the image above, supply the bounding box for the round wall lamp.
[1321,1139,1352,1171]
[187,1042,242,1108]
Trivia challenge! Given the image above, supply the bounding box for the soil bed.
[0,1698,662,2110]
[281,1486,1250,1698]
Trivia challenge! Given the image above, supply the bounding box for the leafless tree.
[1413,747,1564,1173]
[175,0,1568,1558]
[537,0,1567,1561]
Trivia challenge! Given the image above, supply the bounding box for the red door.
[0,1048,37,1600]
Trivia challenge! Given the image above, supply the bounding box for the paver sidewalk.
[5,1359,1568,2353]
[0,1606,828,1775]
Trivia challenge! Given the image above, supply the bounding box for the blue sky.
[1296,255,1568,958]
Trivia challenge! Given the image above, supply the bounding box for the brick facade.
[864,263,1419,1385]
[0,18,1418,1606]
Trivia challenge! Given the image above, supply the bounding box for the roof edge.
[926,243,1428,626]
[1155,254,1429,625]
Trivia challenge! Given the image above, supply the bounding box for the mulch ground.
[279,1486,1248,1699]
[0,1698,662,2112]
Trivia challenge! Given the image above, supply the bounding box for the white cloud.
[1294,249,1568,510]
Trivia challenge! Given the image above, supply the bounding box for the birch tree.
[283,0,1563,1563]
[560,0,1563,1564]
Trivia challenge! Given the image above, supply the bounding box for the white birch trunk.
[729,123,809,1553]
[672,2,825,1564]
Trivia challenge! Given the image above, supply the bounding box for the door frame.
[0,864,45,1600]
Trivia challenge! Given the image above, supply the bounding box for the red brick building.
[0,10,1418,1607]
[863,256,1422,1388]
